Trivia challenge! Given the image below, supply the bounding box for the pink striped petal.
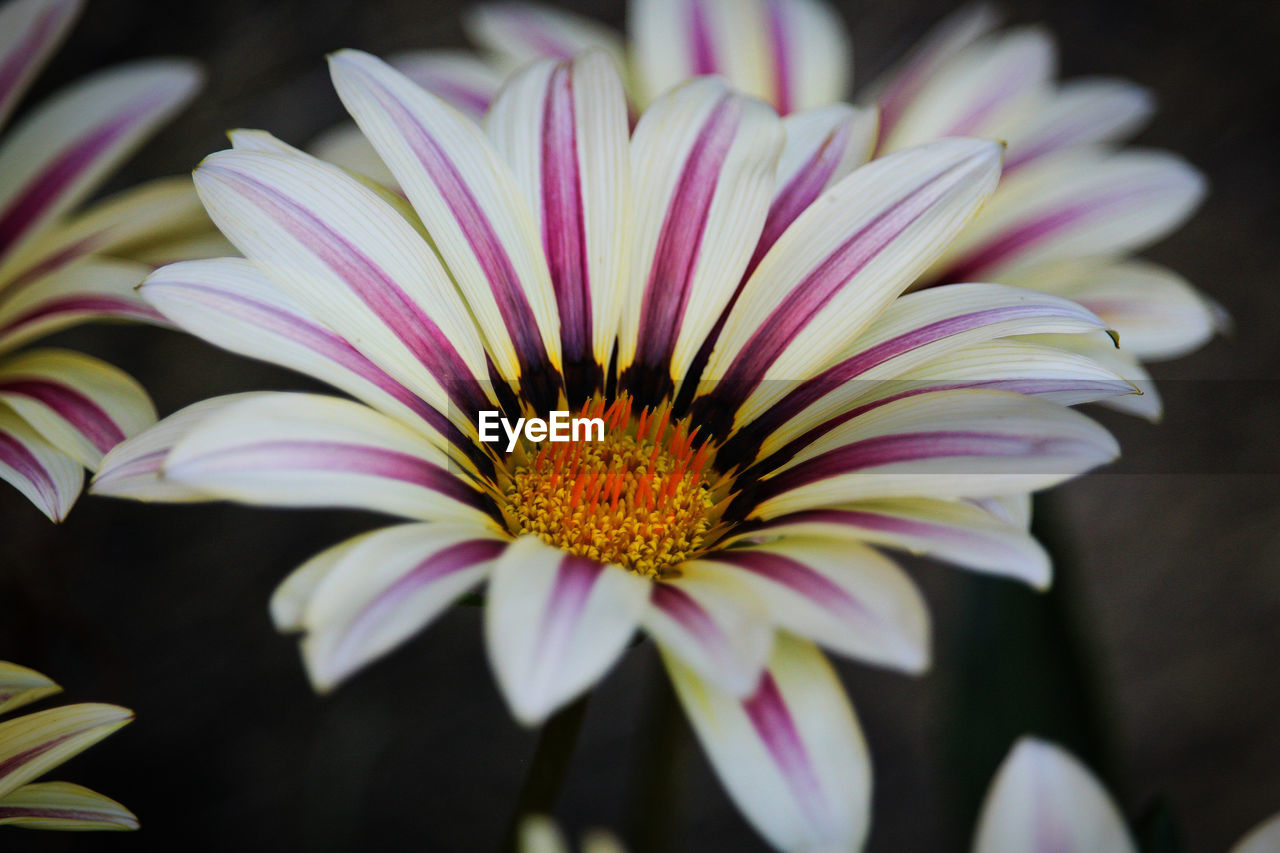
[664,634,870,851]
[0,781,137,831]
[935,148,1206,282]
[391,50,505,121]
[863,2,1001,140]
[0,348,153,469]
[729,496,1051,587]
[0,58,200,263]
[487,51,630,398]
[0,703,131,800]
[276,523,506,690]
[465,2,625,71]
[329,50,563,403]
[485,536,649,725]
[0,257,159,354]
[642,563,773,696]
[618,79,782,402]
[0,662,60,716]
[698,138,1002,434]
[140,259,466,450]
[740,388,1117,520]
[1003,78,1155,172]
[0,404,81,520]
[704,537,929,671]
[975,738,1137,853]
[161,393,492,525]
[0,0,80,130]
[630,0,851,113]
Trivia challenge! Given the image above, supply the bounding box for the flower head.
[0,661,136,831]
[96,49,1125,851]
[0,0,207,520]
[319,0,1220,422]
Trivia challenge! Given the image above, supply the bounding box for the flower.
[0,660,136,831]
[317,0,1219,420]
[975,737,1280,853]
[94,50,1126,851]
[520,815,625,853]
[0,0,207,520]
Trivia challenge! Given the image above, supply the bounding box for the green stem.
[498,693,592,852]
[628,657,689,853]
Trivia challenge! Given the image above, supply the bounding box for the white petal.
[1232,812,1280,853]
[0,404,81,519]
[973,737,1136,853]
[465,2,626,74]
[666,634,870,852]
[1003,78,1154,171]
[484,536,649,726]
[0,0,82,129]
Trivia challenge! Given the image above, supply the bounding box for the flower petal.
[140,258,464,449]
[0,58,201,262]
[703,536,929,671]
[91,393,268,502]
[699,138,1002,433]
[1028,331,1163,421]
[0,405,81,520]
[161,392,492,524]
[642,562,773,696]
[465,2,625,73]
[740,388,1118,520]
[192,145,493,420]
[0,0,81,130]
[618,79,783,401]
[486,51,630,396]
[485,536,650,726]
[974,737,1137,853]
[936,148,1206,282]
[1003,78,1155,172]
[0,349,153,469]
[278,523,507,691]
[0,703,131,800]
[1233,812,1280,853]
[863,2,1001,140]
[631,0,851,114]
[0,662,60,716]
[729,496,1051,588]
[391,50,506,120]
[882,27,1056,152]
[329,49,563,401]
[665,634,870,852]
[0,781,137,831]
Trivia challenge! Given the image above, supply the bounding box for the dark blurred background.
[1,0,1278,850]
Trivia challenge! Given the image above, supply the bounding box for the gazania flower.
[976,738,1280,853]
[0,661,136,831]
[317,0,1218,420]
[0,0,207,520]
[96,50,1127,850]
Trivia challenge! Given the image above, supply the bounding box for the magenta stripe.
[540,63,592,366]
[163,282,458,441]
[0,427,59,510]
[170,439,483,508]
[95,447,166,485]
[208,166,489,414]
[631,95,740,376]
[534,556,603,674]
[497,6,578,59]
[652,582,726,655]
[0,378,124,453]
[764,0,794,113]
[717,549,869,624]
[0,805,127,823]
[753,430,1096,504]
[715,157,974,401]
[331,538,504,662]
[0,731,74,780]
[361,79,552,377]
[754,506,982,544]
[0,236,100,302]
[687,0,718,74]
[0,295,163,339]
[942,186,1159,281]
[0,0,68,119]
[0,98,161,258]
[409,74,493,118]
[742,673,830,826]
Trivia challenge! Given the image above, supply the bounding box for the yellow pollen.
[499,395,718,578]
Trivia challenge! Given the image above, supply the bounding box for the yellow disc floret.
[500,395,718,579]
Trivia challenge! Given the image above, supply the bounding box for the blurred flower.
[318,0,1219,421]
[0,0,209,520]
[95,50,1126,851]
[975,737,1280,853]
[520,815,625,853]
[0,661,136,831]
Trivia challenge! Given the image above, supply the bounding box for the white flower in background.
[94,49,1129,851]
[317,0,1219,421]
[976,737,1280,853]
[0,0,210,520]
[0,661,136,831]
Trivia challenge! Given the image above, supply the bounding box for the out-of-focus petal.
[0,0,82,130]
[0,781,137,831]
[0,703,132,800]
[1232,812,1280,853]
[465,2,625,74]
[0,662,60,716]
[0,404,81,520]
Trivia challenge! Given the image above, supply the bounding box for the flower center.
[498,395,719,579]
